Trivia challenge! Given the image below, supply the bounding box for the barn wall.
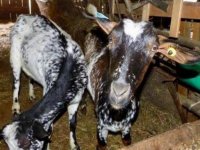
[0,0,39,23]
[180,20,200,41]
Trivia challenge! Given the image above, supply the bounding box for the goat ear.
[96,19,117,34]
[32,122,50,140]
[85,3,117,34]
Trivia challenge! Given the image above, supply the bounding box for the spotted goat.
[0,52,86,150]
[84,4,159,149]
[8,14,87,149]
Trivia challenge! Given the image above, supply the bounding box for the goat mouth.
[109,99,130,110]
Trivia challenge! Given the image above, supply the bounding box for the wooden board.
[0,0,39,22]
[116,2,200,20]
[169,0,183,37]
[121,120,200,150]
[149,2,200,20]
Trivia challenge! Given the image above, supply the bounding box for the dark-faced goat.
[84,4,159,149]
[9,14,87,149]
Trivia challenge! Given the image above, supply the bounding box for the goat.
[0,52,87,150]
[84,4,159,149]
[9,14,87,149]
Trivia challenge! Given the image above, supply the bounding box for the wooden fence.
[0,0,39,22]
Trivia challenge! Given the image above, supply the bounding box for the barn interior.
[0,0,200,149]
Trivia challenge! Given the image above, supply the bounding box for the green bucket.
[178,62,200,92]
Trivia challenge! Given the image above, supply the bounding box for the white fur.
[3,122,22,150]
[123,19,146,41]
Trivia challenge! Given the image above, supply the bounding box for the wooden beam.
[149,2,200,20]
[124,0,132,13]
[108,0,115,20]
[28,0,32,14]
[155,29,200,49]
[116,2,200,20]
[142,3,151,21]
[169,0,183,38]
[121,120,200,150]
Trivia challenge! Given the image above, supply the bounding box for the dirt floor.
[0,49,182,150]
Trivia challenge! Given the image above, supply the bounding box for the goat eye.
[151,45,158,51]
[109,38,113,44]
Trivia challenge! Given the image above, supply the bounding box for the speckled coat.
[8,14,87,150]
[84,19,159,149]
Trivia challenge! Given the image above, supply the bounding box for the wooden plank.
[121,120,200,150]
[1,0,10,6]
[169,0,183,38]
[10,0,22,7]
[149,2,172,17]
[0,7,28,14]
[117,2,200,20]
[181,2,200,20]
[149,2,200,20]
[193,22,200,41]
[23,0,29,7]
[115,3,126,15]
[0,12,10,20]
[155,29,200,49]
[32,0,40,14]
[142,3,151,21]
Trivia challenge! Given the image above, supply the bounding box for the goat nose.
[111,81,131,98]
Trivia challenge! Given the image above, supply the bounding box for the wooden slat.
[117,2,200,20]
[193,22,200,41]
[169,0,183,38]
[23,0,29,7]
[149,2,200,20]
[1,0,10,6]
[10,0,22,7]
[142,3,151,21]
[115,3,126,15]
[0,7,28,13]
[121,120,200,150]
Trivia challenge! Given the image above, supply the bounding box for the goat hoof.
[122,137,131,146]
[96,145,107,150]
[72,145,80,150]
[12,108,20,115]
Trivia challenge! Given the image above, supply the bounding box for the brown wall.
[180,20,200,41]
[0,0,39,23]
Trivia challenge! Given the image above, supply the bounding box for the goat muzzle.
[109,81,131,109]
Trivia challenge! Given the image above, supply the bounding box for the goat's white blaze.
[123,19,146,41]
[3,122,22,150]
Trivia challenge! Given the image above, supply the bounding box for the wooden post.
[28,0,32,14]
[124,0,132,13]
[142,3,151,21]
[108,0,115,20]
[169,0,183,38]
[115,0,121,20]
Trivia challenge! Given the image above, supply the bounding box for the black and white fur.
[9,14,87,149]
[84,4,159,149]
[0,52,87,150]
